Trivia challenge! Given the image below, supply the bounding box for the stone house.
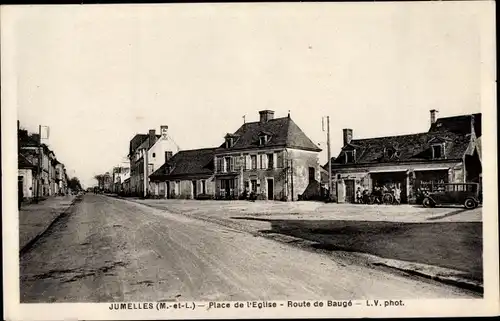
[329,110,482,204]
[214,110,322,201]
[18,154,36,200]
[128,125,178,197]
[149,148,216,199]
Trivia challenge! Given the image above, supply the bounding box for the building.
[113,166,130,194]
[18,154,36,201]
[128,126,178,197]
[213,110,322,201]
[149,148,216,199]
[329,110,482,204]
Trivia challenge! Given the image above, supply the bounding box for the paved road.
[20,194,479,302]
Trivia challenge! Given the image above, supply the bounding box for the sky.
[6,2,494,188]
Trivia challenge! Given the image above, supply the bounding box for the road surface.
[20,194,479,302]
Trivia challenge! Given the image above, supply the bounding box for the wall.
[287,148,321,201]
[147,137,178,176]
[214,148,321,201]
[150,176,215,199]
[18,169,34,199]
[332,161,462,203]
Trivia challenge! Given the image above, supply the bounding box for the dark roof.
[429,113,481,137]
[217,117,321,152]
[332,131,470,166]
[150,148,216,180]
[18,130,39,147]
[18,154,35,169]
[128,134,162,156]
[329,113,479,167]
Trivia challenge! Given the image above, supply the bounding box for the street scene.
[8,2,492,313]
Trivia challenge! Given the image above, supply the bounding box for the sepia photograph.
[2,1,498,320]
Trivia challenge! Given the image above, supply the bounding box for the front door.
[267,179,274,200]
[192,180,197,198]
[345,179,355,203]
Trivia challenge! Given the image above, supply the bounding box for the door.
[166,182,170,199]
[192,180,197,198]
[267,179,274,200]
[308,167,316,183]
[345,179,355,203]
[18,176,24,204]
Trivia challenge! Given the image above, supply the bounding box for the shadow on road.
[231,217,483,281]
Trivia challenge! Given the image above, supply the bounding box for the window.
[259,135,267,145]
[432,144,443,159]
[345,151,355,163]
[251,155,257,169]
[152,153,156,158]
[386,148,394,158]
[225,138,234,148]
[251,179,258,193]
[202,180,206,194]
[267,154,274,169]
[224,157,232,172]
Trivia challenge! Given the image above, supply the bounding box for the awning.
[369,169,408,174]
[413,168,450,172]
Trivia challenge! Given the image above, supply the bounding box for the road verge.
[19,195,82,256]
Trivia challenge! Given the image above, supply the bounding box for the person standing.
[394,183,401,205]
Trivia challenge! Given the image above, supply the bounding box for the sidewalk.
[19,195,78,253]
[114,196,483,293]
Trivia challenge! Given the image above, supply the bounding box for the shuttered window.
[251,155,257,169]
[277,151,284,168]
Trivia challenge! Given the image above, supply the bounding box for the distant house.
[149,148,216,199]
[328,110,482,204]
[214,110,322,201]
[128,126,178,197]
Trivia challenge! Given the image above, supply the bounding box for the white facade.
[147,135,178,176]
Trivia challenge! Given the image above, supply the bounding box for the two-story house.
[214,110,322,201]
[128,125,178,197]
[329,110,482,204]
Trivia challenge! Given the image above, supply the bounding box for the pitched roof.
[150,148,216,180]
[128,134,162,156]
[217,117,321,152]
[429,113,481,137]
[333,131,470,166]
[18,154,35,169]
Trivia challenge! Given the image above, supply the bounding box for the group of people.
[355,183,402,204]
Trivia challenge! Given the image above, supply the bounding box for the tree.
[94,174,105,190]
[68,177,82,191]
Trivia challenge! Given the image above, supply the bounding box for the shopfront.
[369,169,408,204]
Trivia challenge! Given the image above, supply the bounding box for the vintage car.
[421,183,481,209]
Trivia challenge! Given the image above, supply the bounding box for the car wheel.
[422,197,434,208]
[464,198,477,210]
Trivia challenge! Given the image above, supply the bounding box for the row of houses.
[110,109,482,204]
[18,122,71,201]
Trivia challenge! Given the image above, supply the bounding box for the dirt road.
[20,194,479,302]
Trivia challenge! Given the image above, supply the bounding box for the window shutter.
[217,158,223,172]
[273,153,277,169]
[277,151,284,168]
[246,155,251,170]
[262,154,268,169]
[234,156,240,171]
[230,157,234,172]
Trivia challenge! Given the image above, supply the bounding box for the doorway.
[308,167,316,183]
[345,179,355,203]
[192,180,197,198]
[267,178,274,200]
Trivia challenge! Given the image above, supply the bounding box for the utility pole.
[327,116,332,200]
[36,125,42,203]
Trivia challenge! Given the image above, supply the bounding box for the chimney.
[343,128,353,146]
[160,125,168,139]
[259,110,275,123]
[430,109,438,125]
[148,129,156,147]
[165,151,173,163]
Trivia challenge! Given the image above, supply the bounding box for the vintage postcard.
[2,1,498,320]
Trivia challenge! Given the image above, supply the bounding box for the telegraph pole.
[36,125,42,203]
[327,116,332,200]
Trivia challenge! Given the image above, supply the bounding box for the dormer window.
[432,144,444,159]
[386,148,394,158]
[345,150,355,163]
[225,138,234,148]
[259,135,267,146]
